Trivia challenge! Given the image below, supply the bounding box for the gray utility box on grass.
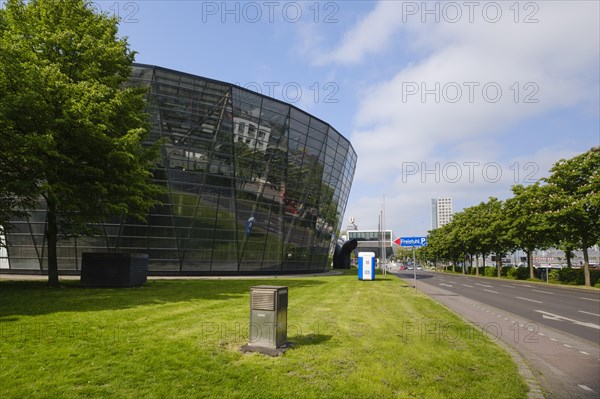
[249,286,288,349]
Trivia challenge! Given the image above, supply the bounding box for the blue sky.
[108,0,599,237]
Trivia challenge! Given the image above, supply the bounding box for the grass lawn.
[0,271,528,398]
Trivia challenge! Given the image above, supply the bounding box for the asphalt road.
[393,270,600,398]
[396,270,600,344]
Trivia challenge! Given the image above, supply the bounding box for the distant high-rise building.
[431,197,453,229]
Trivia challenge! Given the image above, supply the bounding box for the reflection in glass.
[3,64,357,274]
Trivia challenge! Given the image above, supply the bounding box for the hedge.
[553,268,600,286]
[508,266,530,280]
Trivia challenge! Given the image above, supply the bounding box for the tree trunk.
[475,255,479,276]
[46,200,60,287]
[527,249,534,279]
[583,248,591,287]
[468,254,473,274]
[496,254,502,277]
[566,250,572,268]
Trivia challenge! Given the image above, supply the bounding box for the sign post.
[400,237,428,289]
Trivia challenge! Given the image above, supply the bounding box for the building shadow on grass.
[0,278,326,319]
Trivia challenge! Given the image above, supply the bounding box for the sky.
[105,0,598,238]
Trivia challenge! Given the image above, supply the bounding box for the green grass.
[0,271,528,398]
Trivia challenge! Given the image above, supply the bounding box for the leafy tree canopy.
[0,0,161,286]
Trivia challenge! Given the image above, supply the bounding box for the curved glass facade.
[2,64,357,274]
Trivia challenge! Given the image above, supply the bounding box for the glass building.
[1,64,357,275]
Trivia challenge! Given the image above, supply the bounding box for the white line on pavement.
[439,283,453,288]
[578,385,594,392]
[580,297,600,302]
[579,351,590,355]
[501,284,515,288]
[484,289,499,294]
[534,310,600,330]
[462,284,473,288]
[475,283,493,288]
[578,310,600,317]
[531,289,553,294]
[517,296,543,304]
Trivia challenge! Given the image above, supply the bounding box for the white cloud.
[336,1,599,235]
[315,1,405,65]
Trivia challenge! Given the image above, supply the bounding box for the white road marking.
[462,284,473,288]
[484,289,499,294]
[578,385,594,392]
[517,296,543,304]
[475,283,492,288]
[578,310,600,317]
[579,351,590,355]
[563,344,573,348]
[531,289,552,294]
[439,283,453,288]
[534,310,600,330]
[501,284,515,288]
[580,297,600,302]
[521,284,533,287]
[550,338,557,341]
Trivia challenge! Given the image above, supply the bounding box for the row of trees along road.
[420,149,600,286]
[0,0,162,287]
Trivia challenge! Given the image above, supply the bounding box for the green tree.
[505,183,554,279]
[460,201,498,276]
[448,211,471,274]
[0,0,160,287]
[426,221,463,270]
[544,149,600,286]
[485,197,515,277]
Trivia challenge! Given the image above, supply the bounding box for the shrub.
[557,268,579,284]
[555,268,600,286]
[467,266,483,275]
[484,267,496,277]
[515,266,530,280]
[454,265,463,273]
